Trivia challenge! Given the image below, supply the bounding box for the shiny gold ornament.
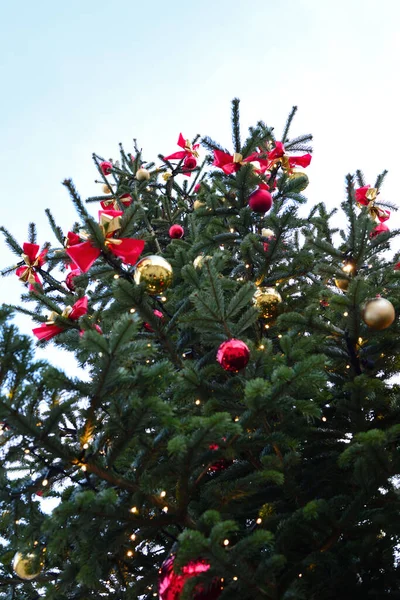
[289,170,309,191]
[193,255,211,269]
[136,168,150,181]
[193,199,205,210]
[254,287,282,321]
[361,297,395,330]
[102,184,112,194]
[134,255,173,295]
[334,259,356,292]
[13,552,41,580]
[334,278,349,292]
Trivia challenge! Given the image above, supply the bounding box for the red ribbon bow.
[65,210,145,273]
[355,185,390,223]
[16,243,48,287]
[100,193,133,211]
[212,150,261,174]
[165,133,200,161]
[32,297,88,341]
[267,141,312,172]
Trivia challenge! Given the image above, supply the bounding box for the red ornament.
[100,161,113,176]
[208,442,232,473]
[248,188,272,214]
[184,155,197,170]
[371,223,390,238]
[159,555,222,600]
[217,339,250,372]
[169,225,184,239]
[194,183,201,193]
[144,310,164,332]
[65,269,81,291]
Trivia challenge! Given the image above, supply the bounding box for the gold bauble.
[289,170,309,191]
[102,184,112,194]
[334,278,349,292]
[134,255,173,295]
[361,297,395,330]
[13,552,41,581]
[254,287,282,321]
[193,199,205,210]
[136,168,150,181]
[193,255,211,269]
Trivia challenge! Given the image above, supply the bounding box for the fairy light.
[81,465,87,472]
[130,533,136,541]
[160,491,166,498]
[15,519,20,525]
[259,345,265,350]
[83,442,89,450]
[256,518,262,525]
[343,311,349,317]
[322,416,327,422]
[265,324,270,329]
[195,399,201,405]
[130,308,136,314]
[346,365,350,369]
[160,296,167,302]
[130,506,138,514]
[223,539,229,546]
[358,337,363,345]
[24,449,30,454]
[147,343,152,348]
[278,334,282,338]
[233,576,238,581]
[298,573,303,578]
[230,228,235,233]
[126,550,133,557]
[113,274,119,280]
[245,264,250,269]
[342,261,355,274]
[42,479,49,487]
[162,506,169,513]
[234,416,239,422]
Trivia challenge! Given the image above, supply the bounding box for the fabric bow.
[100,193,132,211]
[32,297,88,341]
[267,141,312,173]
[16,243,48,287]
[355,186,390,223]
[165,133,200,161]
[66,210,145,273]
[212,150,261,174]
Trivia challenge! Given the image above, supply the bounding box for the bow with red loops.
[65,210,145,273]
[32,296,89,341]
[355,185,391,238]
[267,141,312,173]
[15,243,48,287]
[165,133,200,161]
[212,150,261,174]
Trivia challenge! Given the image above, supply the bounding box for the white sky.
[1,0,399,371]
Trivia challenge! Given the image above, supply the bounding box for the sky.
[0,0,399,371]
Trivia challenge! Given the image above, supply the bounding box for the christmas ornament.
[12,552,41,581]
[254,287,282,321]
[261,228,275,252]
[66,211,145,272]
[65,269,81,291]
[184,155,197,170]
[194,183,201,193]
[193,255,211,269]
[288,170,309,191]
[248,188,272,214]
[136,168,150,181]
[361,297,395,330]
[32,296,89,341]
[334,278,349,292]
[144,310,164,332]
[100,161,113,176]
[159,554,222,600]
[208,442,232,474]
[267,141,312,172]
[102,184,112,194]
[169,225,184,239]
[134,255,173,295]
[16,243,47,287]
[165,134,200,164]
[334,259,356,292]
[193,199,206,210]
[217,339,250,372]
[371,223,390,238]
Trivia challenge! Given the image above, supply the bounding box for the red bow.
[16,243,47,286]
[267,141,312,172]
[370,222,390,238]
[65,210,145,273]
[165,133,200,161]
[33,297,88,341]
[355,186,391,224]
[212,150,260,174]
[100,193,132,211]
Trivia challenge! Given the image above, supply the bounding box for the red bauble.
[184,155,197,170]
[100,161,113,176]
[144,310,164,332]
[248,188,273,213]
[65,269,81,291]
[159,555,222,600]
[194,183,201,193]
[169,225,184,239]
[217,339,250,372]
[120,193,133,206]
[371,223,390,238]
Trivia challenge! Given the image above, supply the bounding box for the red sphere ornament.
[371,223,390,238]
[100,161,113,176]
[65,269,81,291]
[217,339,250,372]
[248,188,273,213]
[159,555,222,600]
[169,224,184,239]
[184,155,197,170]
[144,310,164,332]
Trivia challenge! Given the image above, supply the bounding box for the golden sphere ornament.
[12,552,41,580]
[134,255,173,295]
[136,168,150,181]
[334,278,349,292]
[254,287,282,321]
[193,199,205,210]
[193,255,211,269]
[288,170,309,191]
[361,297,395,330]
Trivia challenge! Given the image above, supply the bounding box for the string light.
[233,576,238,581]
[195,399,201,405]
[223,539,229,546]
[162,506,168,513]
[126,550,133,557]
[322,416,327,422]
[81,465,87,472]
[343,311,349,317]
[130,533,136,541]
[147,343,152,348]
[160,296,167,302]
[42,479,49,487]
[83,442,89,450]
[259,345,265,350]
[265,324,270,329]
[113,274,120,280]
[24,449,30,454]
[256,518,262,524]
[298,573,303,578]
[234,416,239,422]
[160,491,166,498]
[346,365,350,369]
[130,506,138,514]
[278,334,282,338]
[130,308,136,314]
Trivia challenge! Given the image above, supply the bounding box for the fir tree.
[1,100,400,599]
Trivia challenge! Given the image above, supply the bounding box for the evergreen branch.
[231,97,241,153]
[281,106,298,143]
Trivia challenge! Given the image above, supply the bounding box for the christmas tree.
[1,99,400,599]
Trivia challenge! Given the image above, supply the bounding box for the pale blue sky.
[1,0,399,367]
